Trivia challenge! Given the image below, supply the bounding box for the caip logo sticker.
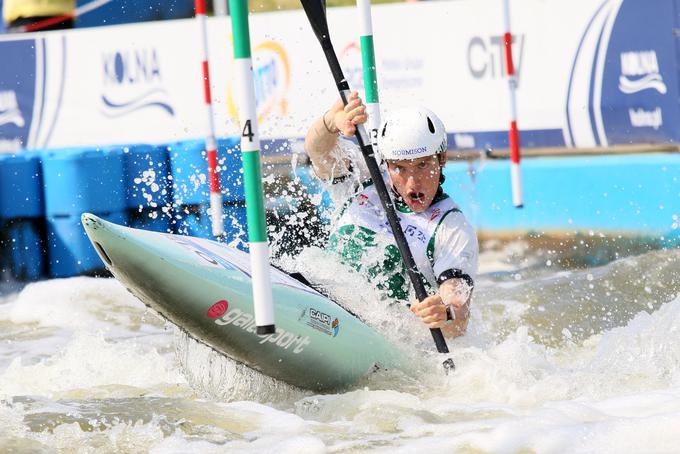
[101,48,175,118]
[618,50,667,94]
[304,307,340,337]
[227,40,290,123]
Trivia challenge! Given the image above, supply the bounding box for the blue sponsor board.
[448,129,565,151]
[600,0,680,144]
[563,0,680,148]
[0,39,36,152]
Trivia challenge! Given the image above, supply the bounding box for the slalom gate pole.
[195,0,225,237]
[357,0,381,150]
[229,0,276,335]
[300,0,454,370]
[502,0,523,208]
[16,0,113,32]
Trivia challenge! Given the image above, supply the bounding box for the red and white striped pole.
[195,0,224,236]
[502,0,523,208]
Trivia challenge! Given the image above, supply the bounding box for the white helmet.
[377,106,447,160]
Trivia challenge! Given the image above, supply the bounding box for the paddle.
[300,0,455,371]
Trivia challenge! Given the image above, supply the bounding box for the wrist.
[322,110,340,135]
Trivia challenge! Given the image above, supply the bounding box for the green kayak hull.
[81,213,406,391]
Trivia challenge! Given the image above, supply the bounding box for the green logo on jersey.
[328,224,409,301]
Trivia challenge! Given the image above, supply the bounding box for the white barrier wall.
[1,0,678,153]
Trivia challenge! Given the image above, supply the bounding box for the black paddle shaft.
[300,0,450,355]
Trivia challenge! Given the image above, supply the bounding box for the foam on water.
[0,332,185,399]
[1,246,680,452]
[174,328,308,404]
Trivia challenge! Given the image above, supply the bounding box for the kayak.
[81,213,406,391]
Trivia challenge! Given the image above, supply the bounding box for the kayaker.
[304,92,479,338]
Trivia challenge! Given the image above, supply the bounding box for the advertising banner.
[0,0,678,153]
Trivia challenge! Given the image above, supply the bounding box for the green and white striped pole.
[229,0,275,335]
[357,0,381,151]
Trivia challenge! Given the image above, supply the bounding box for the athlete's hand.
[411,278,472,338]
[327,91,367,136]
[410,294,449,329]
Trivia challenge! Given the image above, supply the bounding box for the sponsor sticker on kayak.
[214,308,311,353]
[207,300,229,318]
[300,307,340,337]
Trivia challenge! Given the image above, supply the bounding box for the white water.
[2,246,680,453]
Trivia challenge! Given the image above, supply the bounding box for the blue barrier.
[176,203,248,250]
[41,147,126,216]
[442,153,680,241]
[169,138,248,240]
[41,147,127,277]
[0,152,45,280]
[0,152,43,219]
[217,137,246,203]
[122,144,172,209]
[0,219,45,281]
[122,144,173,232]
[168,140,211,207]
[169,138,247,206]
[128,208,173,233]
[290,165,332,222]
[46,211,127,278]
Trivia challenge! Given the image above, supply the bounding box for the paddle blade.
[300,0,329,41]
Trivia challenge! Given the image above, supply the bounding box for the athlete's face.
[386,154,445,213]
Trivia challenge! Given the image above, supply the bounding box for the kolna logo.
[618,50,667,95]
[0,90,24,127]
[101,48,175,118]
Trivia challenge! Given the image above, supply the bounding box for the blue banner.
[600,0,680,144]
[0,39,37,152]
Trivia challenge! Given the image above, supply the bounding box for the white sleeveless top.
[326,176,478,302]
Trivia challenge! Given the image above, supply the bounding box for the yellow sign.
[227,40,291,124]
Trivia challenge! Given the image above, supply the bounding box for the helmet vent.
[381,122,388,137]
[427,116,435,133]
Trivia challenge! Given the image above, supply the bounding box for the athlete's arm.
[411,210,479,338]
[304,91,367,181]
